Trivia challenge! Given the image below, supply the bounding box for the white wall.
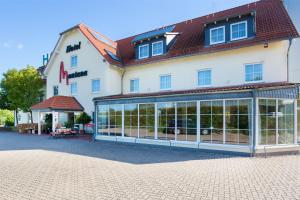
[123,41,289,94]
[285,0,300,83]
[45,29,121,117]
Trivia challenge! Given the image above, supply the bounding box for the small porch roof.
[31,96,84,112]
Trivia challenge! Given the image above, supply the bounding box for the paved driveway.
[0,132,299,200]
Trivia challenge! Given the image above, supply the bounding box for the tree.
[1,66,44,124]
[75,112,92,125]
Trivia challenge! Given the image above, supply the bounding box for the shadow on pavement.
[0,131,241,164]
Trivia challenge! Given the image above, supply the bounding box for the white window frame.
[159,74,172,91]
[152,41,164,56]
[70,55,78,68]
[244,62,264,83]
[230,20,248,41]
[130,78,139,93]
[197,69,212,87]
[91,79,100,94]
[210,26,225,45]
[138,44,149,59]
[70,82,77,95]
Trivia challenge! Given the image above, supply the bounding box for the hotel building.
[31,0,300,155]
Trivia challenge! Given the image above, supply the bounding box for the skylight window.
[231,21,247,41]
[152,41,163,56]
[139,44,149,59]
[210,26,225,45]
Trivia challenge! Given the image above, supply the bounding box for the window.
[138,44,149,59]
[130,79,139,93]
[225,99,252,144]
[200,100,224,144]
[157,102,176,140]
[92,79,100,93]
[124,104,138,138]
[71,55,77,68]
[210,26,225,45]
[258,99,295,145]
[71,82,77,95]
[245,63,263,82]
[152,41,163,56]
[139,104,155,139]
[198,70,212,86]
[231,21,247,41]
[53,86,58,96]
[177,102,197,142]
[160,75,171,90]
[298,99,300,143]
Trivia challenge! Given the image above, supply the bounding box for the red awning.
[31,96,84,111]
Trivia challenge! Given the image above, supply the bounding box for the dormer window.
[152,41,163,56]
[139,44,149,59]
[210,26,225,45]
[231,21,247,41]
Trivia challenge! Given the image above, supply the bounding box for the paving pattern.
[0,131,299,200]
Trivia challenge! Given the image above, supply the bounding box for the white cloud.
[2,41,24,50]
[17,43,24,50]
[3,42,11,48]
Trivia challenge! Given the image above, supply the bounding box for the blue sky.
[0,0,256,77]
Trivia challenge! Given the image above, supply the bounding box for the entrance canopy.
[31,96,84,112]
[31,96,84,135]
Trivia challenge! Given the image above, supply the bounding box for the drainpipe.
[287,37,293,82]
[121,68,126,95]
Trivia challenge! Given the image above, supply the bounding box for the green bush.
[5,116,14,127]
[75,112,91,125]
[0,109,14,126]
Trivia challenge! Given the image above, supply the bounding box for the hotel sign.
[59,61,88,85]
[66,42,81,53]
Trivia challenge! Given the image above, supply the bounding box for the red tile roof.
[94,82,297,101]
[72,0,298,68]
[31,96,84,111]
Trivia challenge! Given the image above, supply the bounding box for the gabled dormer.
[204,12,256,46]
[132,25,179,60]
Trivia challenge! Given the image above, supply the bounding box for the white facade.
[123,41,290,94]
[285,0,300,83]
[45,29,122,117]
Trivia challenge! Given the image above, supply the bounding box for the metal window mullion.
[294,100,297,144]
[122,105,124,137]
[197,101,201,143]
[276,99,279,145]
[155,103,158,140]
[223,100,226,144]
[175,103,177,141]
[138,104,140,138]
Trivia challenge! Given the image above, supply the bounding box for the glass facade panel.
[97,105,109,135]
[139,104,155,139]
[258,99,295,145]
[278,100,294,144]
[108,105,122,136]
[124,104,138,138]
[200,100,223,144]
[225,99,251,144]
[157,103,175,140]
[177,102,197,142]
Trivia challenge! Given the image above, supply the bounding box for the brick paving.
[0,131,299,200]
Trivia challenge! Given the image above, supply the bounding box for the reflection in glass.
[200,101,223,144]
[157,103,176,140]
[139,104,155,139]
[124,104,138,138]
[177,102,197,142]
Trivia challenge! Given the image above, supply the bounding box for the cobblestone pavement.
[0,132,299,200]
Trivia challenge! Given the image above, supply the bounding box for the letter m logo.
[59,62,69,85]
